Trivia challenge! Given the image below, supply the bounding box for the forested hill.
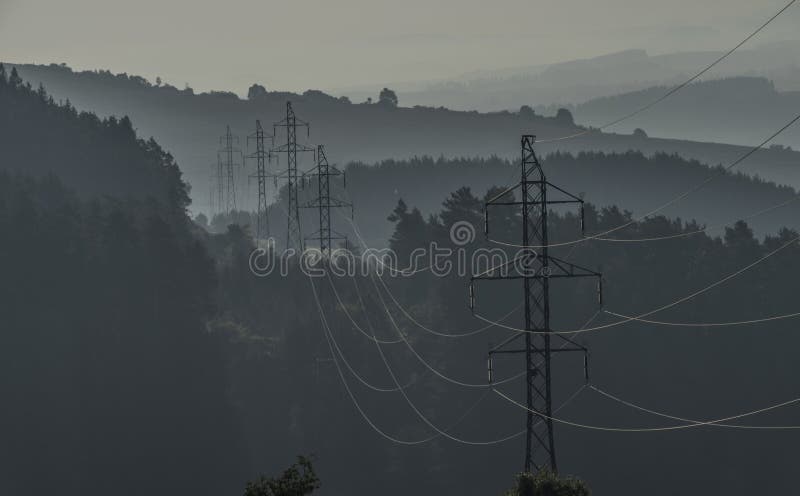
[8,63,800,214]
[0,65,249,495]
[211,186,800,496]
[232,152,800,247]
[0,65,188,213]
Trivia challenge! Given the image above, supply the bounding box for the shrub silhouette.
[506,470,590,496]
[244,456,320,496]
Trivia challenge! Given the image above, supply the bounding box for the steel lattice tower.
[218,126,242,215]
[271,102,314,251]
[247,120,274,241]
[470,135,602,474]
[301,145,352,254]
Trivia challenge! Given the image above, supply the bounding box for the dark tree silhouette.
[507,470,590,496]
[248,83,269,100]
[379,87,398,107]
[244,456,320,496]
[555,107,574,126]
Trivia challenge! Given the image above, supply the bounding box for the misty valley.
[2,2,800,494]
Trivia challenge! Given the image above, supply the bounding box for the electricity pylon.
[270,102,314,251]
[218,125,242,215]
[469,135,602,474]
[247,120,274,241]
[301,145,353,255]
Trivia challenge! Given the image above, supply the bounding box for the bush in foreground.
[244,456,320,496]
[505,470,590,496]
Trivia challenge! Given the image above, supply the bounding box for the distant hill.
[7,62,800,216]
[551,77,800,150]
[222,152,799,248]
[336,42,800,112]
[343,152,800,244]
[0,64,188,212]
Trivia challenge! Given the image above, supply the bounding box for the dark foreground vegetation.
[1,65,799,496]
[244,456,320,496]
[506,471,590,496]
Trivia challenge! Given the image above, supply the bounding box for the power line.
[275,200,524,389]
[377,272,522,338]
[359,272,536,446]
[309,273,525,445]
[343,260,599,388]
[323,285,423,392]
[315,267,590,445]
[342,205,606,343]
[342,210,525,336]
[364,269,510,389]
[311,274,458,445]
[274,198,528,389]
[589,385,800,430]
[537,0,797,143]
[473,233,800,335]
[329,273,404,345]
[494,387,800,432]
[604,309,800,328]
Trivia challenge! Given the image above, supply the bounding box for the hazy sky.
[1,0,798,94]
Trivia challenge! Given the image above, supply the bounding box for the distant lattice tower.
[270,102,314,250]
[217,125,242,215]
[247,120,274,241]
[301,144,352,254]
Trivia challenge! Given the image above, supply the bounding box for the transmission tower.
[469,135,602,474]
[247,120,275,241]
[301,145,353,254]
[217,126,242,215]
[270,102,315,251]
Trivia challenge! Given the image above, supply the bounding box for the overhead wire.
[472,233,800,335]
[309,263,537,445]
[340,195,800,337]
[589,385,800,430]
[319,270,591,444]
[275,175,525,390]
[363,268,509,388]
[494,387,800,432]
[357,273,530,445]
[328,270,404,345]
[322,283,420,392]
[604,309,800,328]
[309,274,481,445]
[343,212,525,338]
[313,259,800,440]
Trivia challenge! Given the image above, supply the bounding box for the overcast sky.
[1,0,798,94]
